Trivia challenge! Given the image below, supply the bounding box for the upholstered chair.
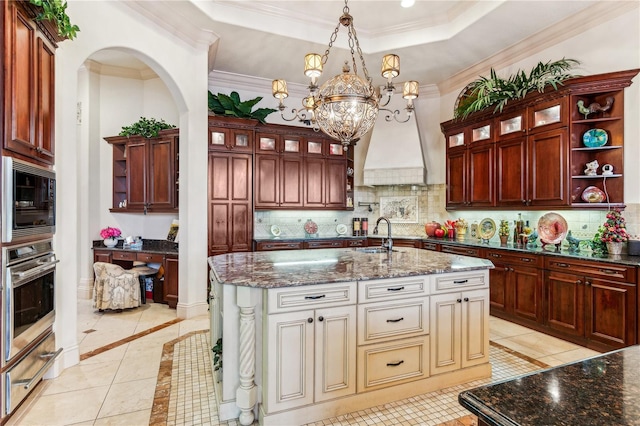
[93,262,141,311]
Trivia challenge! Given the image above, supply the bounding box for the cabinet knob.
[464,297,469,302]
[457,298,462,303]
[307,318,314,323]
[504,267,509,272]
[576,280,582,285]
[585,281,591,286]
[318,316,324,322]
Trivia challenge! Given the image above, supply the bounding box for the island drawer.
[486,249,542,268]
[441,245,481,257]
[304,240,345,249]
[136,252,164,263]
[358,299,429,345]
[545,257,636,283]
[431,271,488,293]
[357,336,429,392]
[255,241,304,251]
[266,281,357,313]
[111,251,137,261]
[358,276,429,303]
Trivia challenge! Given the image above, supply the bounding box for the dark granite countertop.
[92,239,178,254]
[459,345,640,426]
[254,236,366,242]
[208,247,493,288]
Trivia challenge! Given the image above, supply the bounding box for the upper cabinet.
[104,129,179,213]
[2,1,63,166]
[442,69,639,210]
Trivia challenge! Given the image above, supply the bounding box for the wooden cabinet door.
[489,261,509,315]
[265,310,315,412]
[461,289,490,369]
[280,156,303,207]
[325,159,346,208]
[511,264,543,324]
[126,140,148,210]
[545,270,585,338]
[93,250,113,263]
[35,38,55,163]
[147,137,176,211]
[255,154,279,208]
[304,157,325,207]
[314,305,356,402]
[496,137,527,206]
[229,155,253,252]
[585,277,636,349]
[468,142,494,207]
[163,256,179,308]
[430,292,461,375]
[528,128,569,206]
[446,148,466,208]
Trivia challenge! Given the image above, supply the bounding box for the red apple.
[434,228,445,238]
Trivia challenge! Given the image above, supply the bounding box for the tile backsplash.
[254,183,640,243]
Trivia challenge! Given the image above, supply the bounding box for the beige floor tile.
[42,359,121,395]
[93,408,152,425]
[538,347,601,367]
[494,331,582,358]
[113,346,163,383]
[98,377,157,418]
[489,317,537,339]
[80,344,129,365]
[11,385,110,425]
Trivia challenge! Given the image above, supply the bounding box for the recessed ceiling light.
[401,0,415,8]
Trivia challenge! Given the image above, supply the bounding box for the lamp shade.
[272,79,288,99]
[403,80,419,100]
[304,53,323,79]
[381,54,400,80]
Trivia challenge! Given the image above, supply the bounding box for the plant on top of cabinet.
[208,91,276,124]
[454,58,580,119]
[119,117,176,138]
[29,0,80,40]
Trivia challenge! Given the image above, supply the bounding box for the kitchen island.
[459,345,640,425]
[208,247,494,425]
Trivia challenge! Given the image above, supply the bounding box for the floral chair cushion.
[93,262,141,310]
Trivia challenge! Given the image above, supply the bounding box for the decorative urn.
[425,221,441,237]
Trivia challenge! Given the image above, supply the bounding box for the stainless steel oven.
[2,156,56,243]
[2,239,58,367]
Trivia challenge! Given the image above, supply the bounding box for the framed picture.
[379,196,419,223]
[167,220,179,242]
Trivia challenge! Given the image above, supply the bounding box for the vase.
[499,235,508,245]
[103,238,118,248]
[606,242,623,255]
[425,221,441,237]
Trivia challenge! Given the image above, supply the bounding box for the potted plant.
[208,91,276,124]
[100,226,122,247]
[600,209,628,255]
[119,117,176,138]
[29,0,80,40]
[498,220,510,245]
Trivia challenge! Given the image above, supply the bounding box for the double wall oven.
[1,156,60,421]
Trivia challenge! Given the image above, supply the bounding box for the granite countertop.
[459,345,640,426]
[208,247,493,288]
[92,239,179,254]
[254,236,366,241]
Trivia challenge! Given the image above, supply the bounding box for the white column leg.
[236,287,257,425]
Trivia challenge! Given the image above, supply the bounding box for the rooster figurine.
[566,230,582,252]
[577,96,614,119]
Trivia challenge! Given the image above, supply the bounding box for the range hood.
[363,93,426,186]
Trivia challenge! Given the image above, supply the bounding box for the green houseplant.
[29,0,80,40]
[119,117,176,138]
[454,58,580,119]
[208,91,276,124]
[498,220,510,244]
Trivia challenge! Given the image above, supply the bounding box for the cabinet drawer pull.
[600,268,618,275]
[466,250,476,255]
[386,317,404,323]
[387,286,405,292]
[265,244,273,249]
[520,257,532,262]
[555,262,569,268]
[453,279,468,284]
[490,253,502,258]
[288,244,298,248]
[304,294,326,300]
[386,360,404,367]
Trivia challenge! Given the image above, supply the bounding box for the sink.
[356,247,398,254]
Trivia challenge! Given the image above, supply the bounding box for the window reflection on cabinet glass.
[284,139,300,152]
[472,125,490,142]
[235,134,248,147]
[449,133,464,147]
[500,116,522,135]
[329,144,344,156]
[534,105,560,127]
[211,131,225,145]
[260,137,276,151]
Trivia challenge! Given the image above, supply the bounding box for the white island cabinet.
[208,248,493,426]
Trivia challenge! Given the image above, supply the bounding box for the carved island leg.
[235,286,257,425]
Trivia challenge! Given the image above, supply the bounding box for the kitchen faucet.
[373,217,393,252]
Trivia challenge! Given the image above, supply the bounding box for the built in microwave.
[2,157,56,243]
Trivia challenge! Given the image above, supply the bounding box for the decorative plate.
[537,212,568,245]
[304,219,318,235]
[583,128,608,147]
[336,224,348,235]
[478,218,496,240]
[581,186,606,203]
[270,225,281,237]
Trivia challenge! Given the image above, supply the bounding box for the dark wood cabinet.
[208,153,253,256]
[105,130,179,213]
[254,240,304,251]
[545,257,636,350]
[442,69,638,210]
[209,116,256,153]
[163,255,179,309]
[2,1,60,165]
[441,245,482,257]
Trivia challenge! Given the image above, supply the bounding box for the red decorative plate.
[304,220,318,234]
[537,212,568,245]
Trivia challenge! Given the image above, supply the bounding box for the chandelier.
[272,0,419,149]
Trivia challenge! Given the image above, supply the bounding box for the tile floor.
[8,300,601,426]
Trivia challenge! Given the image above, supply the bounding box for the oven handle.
[12,259,59,283]
[12,347,63,390]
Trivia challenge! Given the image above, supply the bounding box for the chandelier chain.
[322,20,341,66]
